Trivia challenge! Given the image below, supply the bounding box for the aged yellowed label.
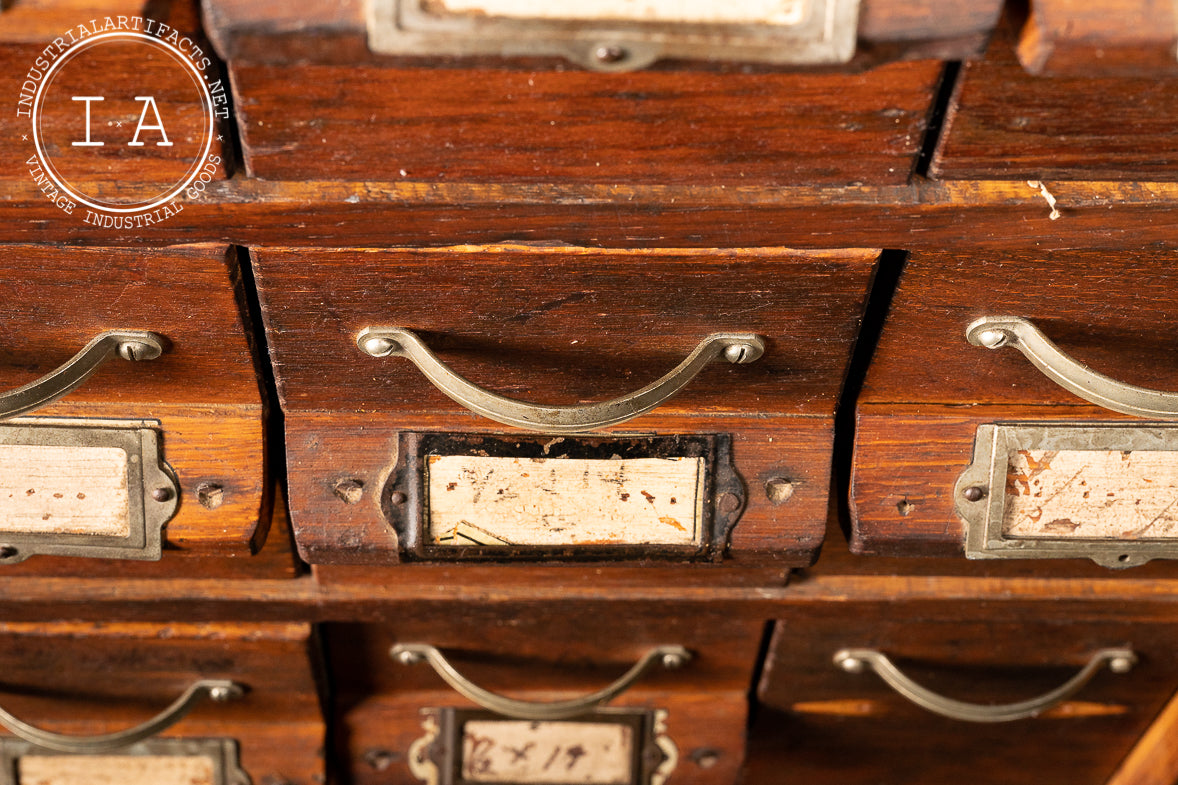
[431,0,809,25]
[426,455,704,547]
[462,720,634,785]
[1004,449,1178,540]
[18,755,215,785]
[0,444,130,536]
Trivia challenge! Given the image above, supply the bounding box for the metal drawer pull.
[358,328,764,433]
[833,647,1136,723]
[0,679,243,753]
[0,330,166,422]
[967,316,1178,419]
[391,643,691,720]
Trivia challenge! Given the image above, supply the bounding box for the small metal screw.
[593,44,627,64]
[151,486,174,503]
[394,648,424,665]
[723,343,756,363]
[117,341,153,361]
[361,336,397,356]
[208,686,235,702]
[334,479,364,505]
[364,749,398,771]
[661,652,688,670]
[0,546,18,560]
[389,490,408,505]
[896,498,914,516]
[1109,655,1136,674]
[962,486,987,502]
[690,749,721,769]
[765,478,794,504]
[719,492,741,513]
[837,656,866,674]
[196,482,225,510]
[975,329,1008,349]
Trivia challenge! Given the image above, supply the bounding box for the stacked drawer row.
[5,1,1178,784]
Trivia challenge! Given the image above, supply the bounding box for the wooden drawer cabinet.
[852,248,1178,568]
[0,622,324,785]
[0,244,283,574]
[753,605,1171,784]
[252,245,876,576]
[326,604,764,785]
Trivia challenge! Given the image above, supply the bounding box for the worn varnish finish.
[0,621,324,785]
[751,604,1178,785]
[326,606,764,785]
[851,248,1178,558]
[253,245,874,570]
[931,28,1178,181]
[0,244,269,564]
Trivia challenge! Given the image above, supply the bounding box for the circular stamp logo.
[16,17,228,228]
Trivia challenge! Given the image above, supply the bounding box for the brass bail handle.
[357,327,765,433]
[0,330,167,422]
[834,648,1137,723]
[967,316,1178,419]
[391,643,691,720]
[0,679,244,753]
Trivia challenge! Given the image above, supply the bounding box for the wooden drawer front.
[326,606,763,785]
[755,607,1172,784]
[0,244,268,566]
[0,622,324,785]
[930,29,1178,181]
[253,245,876,569]
[851,248,1178,563]
[227,58,940,186]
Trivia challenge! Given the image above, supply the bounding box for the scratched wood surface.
[327,609,762,785]
[932,26,1178,181]
[0,621,324,785]
[752,605,1178,785]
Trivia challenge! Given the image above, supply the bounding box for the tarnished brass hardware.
[0,679,243,753]
[834,647,1136,723]
[391,643,690,720]
[967,316,1178,419]
[357,327,764,433]
[0,330,166,422]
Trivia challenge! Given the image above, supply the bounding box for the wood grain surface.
[1017,0,1178,76]
[932,26,1178,181]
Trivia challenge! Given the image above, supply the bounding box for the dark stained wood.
[327,609,763,785]
[0,244,270,562]
[1018,0,1178,76]
[851,248,1178,559]
[932,28,1178,181]
[752,606,1178,785]
[229,60,940,186]
[0,621,324,785]
[1,0,200,42]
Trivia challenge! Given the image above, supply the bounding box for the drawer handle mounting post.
[0,330,166,422]
[0,679,243,753]
[833,647,1136,723]
[967,316,1178,419]
[357,328,764,433]
[391,643,690,720]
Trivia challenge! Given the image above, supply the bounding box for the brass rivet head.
[151,486,174,503]
[593,44,627,63]
[962,486,987,502]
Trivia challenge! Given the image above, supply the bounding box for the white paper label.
[462,720,634,785]
[430,0,809,25]
[1004,449,1178,540]
[17,756,216,785]
[427,454,704,547]
[0,445,130,536]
